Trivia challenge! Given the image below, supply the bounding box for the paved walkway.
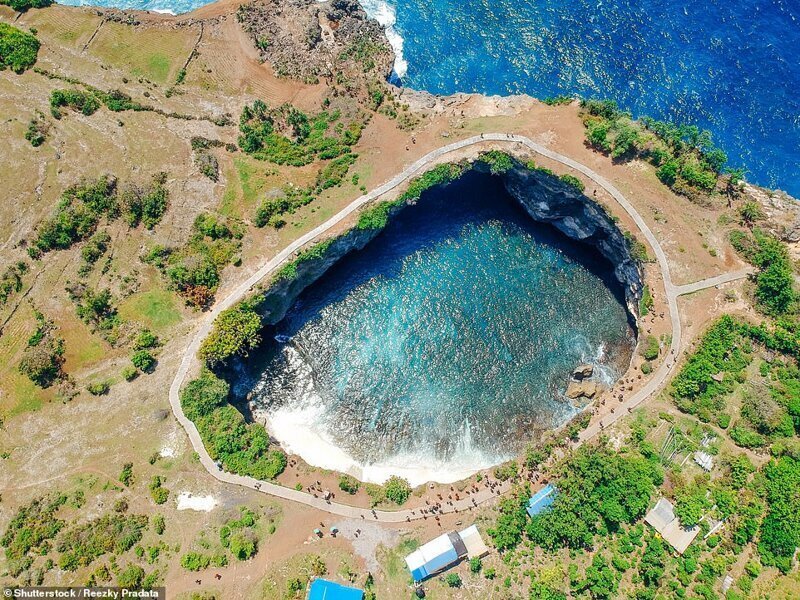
[167,133,751,521]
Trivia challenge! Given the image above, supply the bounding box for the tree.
[229,531,257,560]
[117,565,145,589]
[199,303,262,365]
[0,23,40,73]
[383,476,411,505]
[674,486,709,528]
[444,573,462,588]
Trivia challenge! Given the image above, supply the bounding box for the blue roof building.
[307,578,364,600]
[526,484,557,518]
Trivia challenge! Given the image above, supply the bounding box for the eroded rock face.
[498,164,643,317]
[236,0,393,85]
[566,380,597,400]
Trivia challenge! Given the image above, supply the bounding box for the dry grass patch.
[88,22,198,85]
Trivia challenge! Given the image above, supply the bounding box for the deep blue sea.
[235,173,633,483]
[61,0,800,196]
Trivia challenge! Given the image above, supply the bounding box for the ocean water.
[61,0,799,196]
[234,174,634,484]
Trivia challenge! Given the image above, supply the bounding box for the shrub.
[25,115,47,146]
[117,565,145,589]
[560,174,585,192]
[122,365,138,382]
[641,335,659,361]
[0,23,40,73]
[469,557,482,573]
[87,381,110,395]
[356,200,401,231]
[56,513,148,570]
[32,176,117,255]
[131,350,156,373]
[444,573,462,588]
[493,461,518,482]
[338,474,360,494]
[229,531,257,560]
[119,463,134,487]
[640,361,652,375]
[383,476,411,505]
[152,515,165,535]
[120,173,169,230]
[199,303,262,365]
[50,88,100,116]
[481,150,514,174]
[149,476,169,505]
[0,261,27,306]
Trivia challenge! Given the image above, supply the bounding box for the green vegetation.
[526,444,661,550]
[143,213,241,308]
[0,23,40,73]
[18,309,65,387]
[671,315,750,422]
[50,89,101,116]
[383,476,412,505]
[356,200,402,231]
[180,551,228,571]
[398,162,466,203]
[481,150,514,174]
[0,0,53,12]
[274,238,335,282]
[148,476,169,505]
[180,369,287,480]
[220,507,259,560]
[25,113,48,147]
[120,172,169,230]
[559,173,585,193]
[580,99,729,197]
[30,174,169,259]
[640,335,660,361]
[639,284,653,316]
[1,494,66,578]
[0,261,27,306]
[30,177,117,256]
[338,474,360,494]
[759,456,800,573]
[199,302,262,365]
[119,463,134,487]
[729,228,796,316]
[238,101,362,166]
[56,513,148,571]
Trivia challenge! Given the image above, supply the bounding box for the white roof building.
[405,525,487,582]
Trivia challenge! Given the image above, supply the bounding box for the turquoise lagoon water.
[60,0,800,196]
[234,174,634,484]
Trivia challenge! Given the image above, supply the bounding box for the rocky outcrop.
[496,164,644,317]
[566,380,597,401]
[236,0,393,85]
[573,364,594,380]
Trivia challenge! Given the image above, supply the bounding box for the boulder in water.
[566,380,597,400]
[572,364,594,380]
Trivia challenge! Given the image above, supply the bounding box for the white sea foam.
[176,492,218,512]
[151,8,176,14]
[264,402,502,486]
[358,0,408,79]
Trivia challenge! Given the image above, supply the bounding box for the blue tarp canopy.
[308,578,364,600]
[526,484,557,518]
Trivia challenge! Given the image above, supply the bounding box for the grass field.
[119,288,183,333]
[88,22,199,85]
